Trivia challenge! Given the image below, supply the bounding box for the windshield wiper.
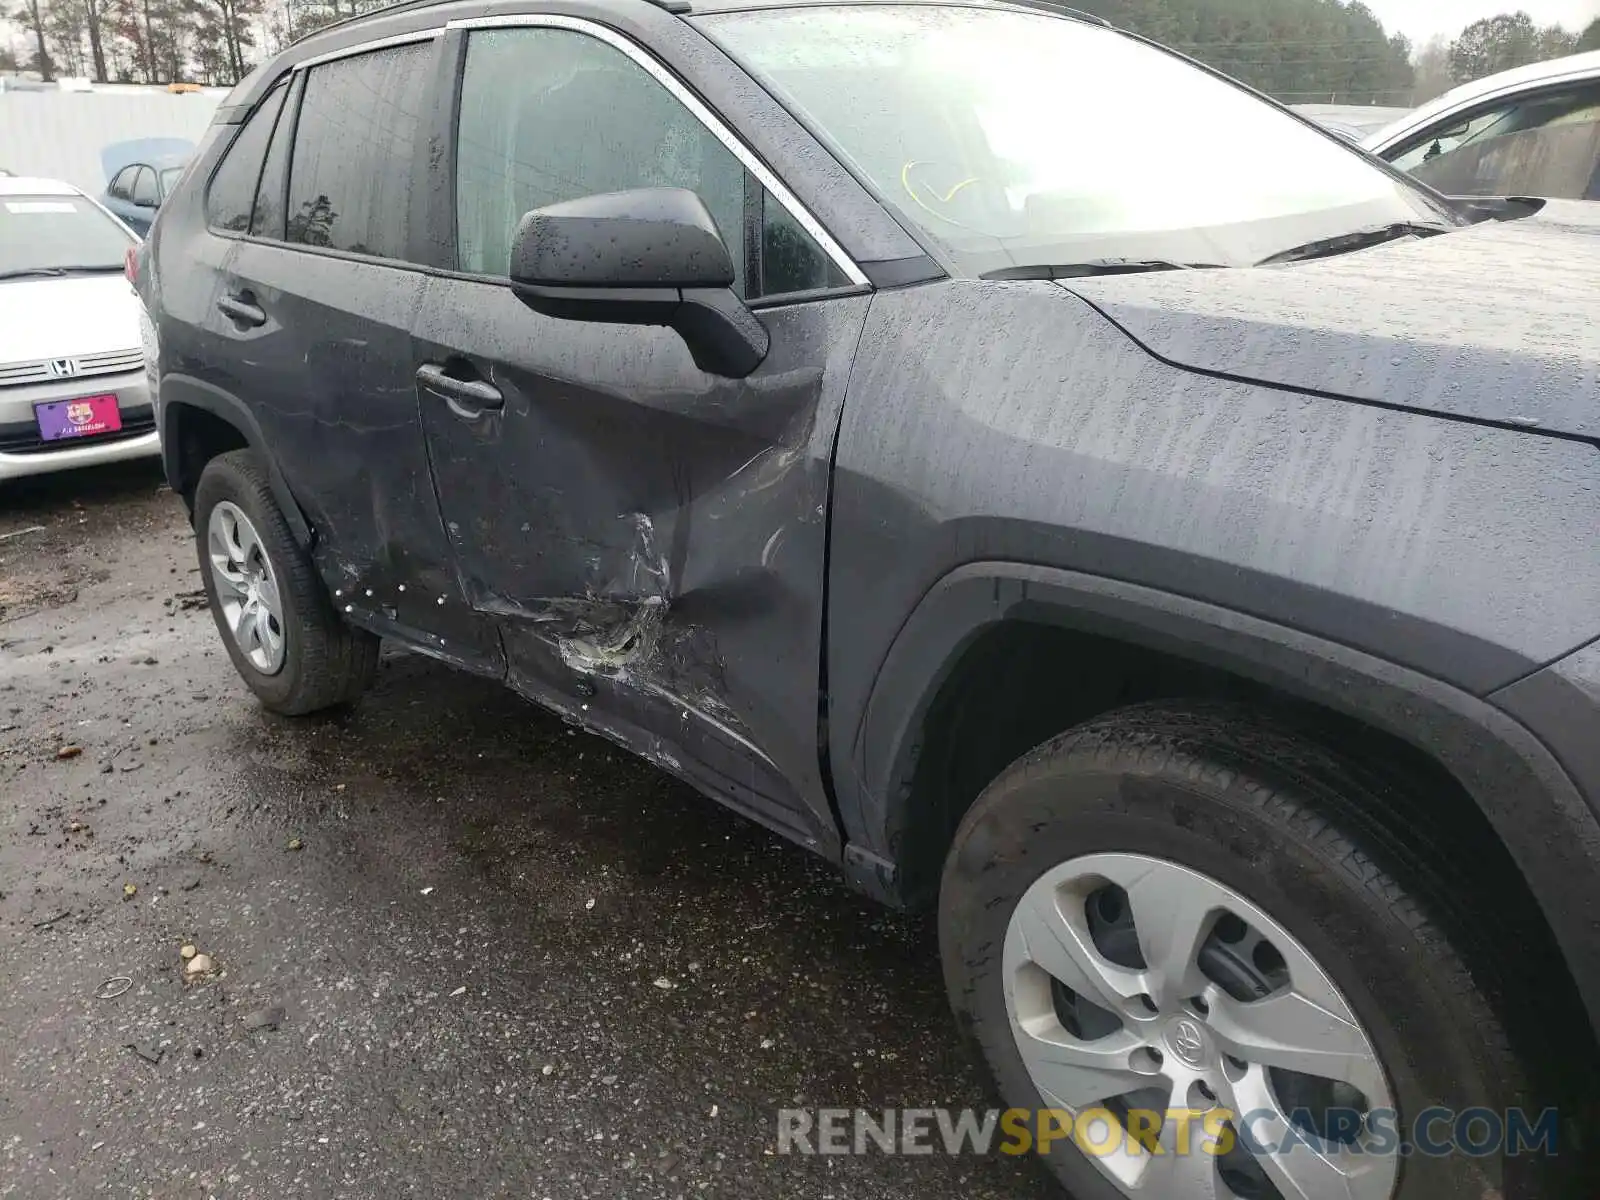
[1255,222,1452,267]
[981,259,1224,281]
[0,264,122,281]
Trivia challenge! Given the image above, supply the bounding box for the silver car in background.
[0,176,157,483]
[1364,49,1600,201]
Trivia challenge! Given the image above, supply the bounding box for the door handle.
[416,363,504,417]
[217,293,266,328]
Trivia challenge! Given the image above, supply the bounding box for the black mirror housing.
[511,186,735,289]
[509,187,768,379]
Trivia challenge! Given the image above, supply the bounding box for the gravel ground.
[0,460,1054,1200]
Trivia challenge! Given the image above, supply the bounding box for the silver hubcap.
[207,501,286,675]
[1004,853,1397,1200]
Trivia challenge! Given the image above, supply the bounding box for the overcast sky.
[1367,0,1600,45]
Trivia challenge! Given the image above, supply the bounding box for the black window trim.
[109,165,136,201]
[202,75,291,238]
[439,12,868,302]
[249,70,303,240]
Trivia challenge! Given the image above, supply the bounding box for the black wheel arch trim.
[841,561,1600,1039]
[157,373,313,548]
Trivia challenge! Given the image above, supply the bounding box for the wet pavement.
[0,462,1053,1199]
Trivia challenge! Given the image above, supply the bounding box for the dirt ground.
[0,460,1054,1200]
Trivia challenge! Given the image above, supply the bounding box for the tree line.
[3,0,1599,99]
[1075,0,1598,107]
[1,0,391,85]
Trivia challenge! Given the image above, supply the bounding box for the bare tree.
[43,0,88,77]
[14,0,54,81]
[83,0,108,80]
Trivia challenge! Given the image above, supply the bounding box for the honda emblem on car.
[46,357,80,378]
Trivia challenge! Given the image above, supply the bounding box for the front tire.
[194,449,377,715]
[939,702,1563,1200]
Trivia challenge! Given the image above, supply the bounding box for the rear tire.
[939,701,1568,1200]
[194,449,377,715]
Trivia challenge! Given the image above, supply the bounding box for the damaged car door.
[211,37,503,672]
[413,20,868,849]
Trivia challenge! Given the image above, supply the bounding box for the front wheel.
[940,702,1564,1200]
[194,449,377,715]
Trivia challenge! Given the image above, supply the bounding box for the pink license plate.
[35,393,122,441]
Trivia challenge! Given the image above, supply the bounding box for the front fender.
[838,561,1600,1040]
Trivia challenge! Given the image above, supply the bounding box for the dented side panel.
[413,276,870,850]
[219,242,505,672]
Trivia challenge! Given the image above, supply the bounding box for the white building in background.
[0,84,224,195]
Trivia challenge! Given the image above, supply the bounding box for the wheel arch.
[844,562,1600,1041]
[158,373,312,547]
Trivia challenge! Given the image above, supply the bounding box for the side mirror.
[509,187,769,378]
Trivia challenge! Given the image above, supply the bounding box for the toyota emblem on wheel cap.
[46,357,79,378]
[1169,1017,1208,1067]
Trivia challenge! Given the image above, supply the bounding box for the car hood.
[0,274,141,363]
[1064,200,1600,440]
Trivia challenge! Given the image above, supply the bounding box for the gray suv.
[137,1,1600,1196]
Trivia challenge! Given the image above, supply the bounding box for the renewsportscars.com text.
[775,1106,1560,1159]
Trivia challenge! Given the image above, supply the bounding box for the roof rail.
[290,0,450,46]
[292,0,691,42]
[997,0,1111,25]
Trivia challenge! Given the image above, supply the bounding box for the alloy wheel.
[207,500,287,675]
[1004,852,1398,1199]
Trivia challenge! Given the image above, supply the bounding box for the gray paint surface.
[827,277,1600,737]
[1072,200,1600,438]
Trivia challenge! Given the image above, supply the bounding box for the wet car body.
[139,1,1600,1194]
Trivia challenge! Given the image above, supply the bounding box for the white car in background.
[1364,49,1600,201]
[0,176,157,483]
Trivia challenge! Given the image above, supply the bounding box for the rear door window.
[205,81,289,233]
[285,41,433,259]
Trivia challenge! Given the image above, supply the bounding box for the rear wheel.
[194,449,377,714]
[940,702,1564,1200]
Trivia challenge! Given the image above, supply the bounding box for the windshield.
[0,194,133,276]
[700,5,1456,274]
